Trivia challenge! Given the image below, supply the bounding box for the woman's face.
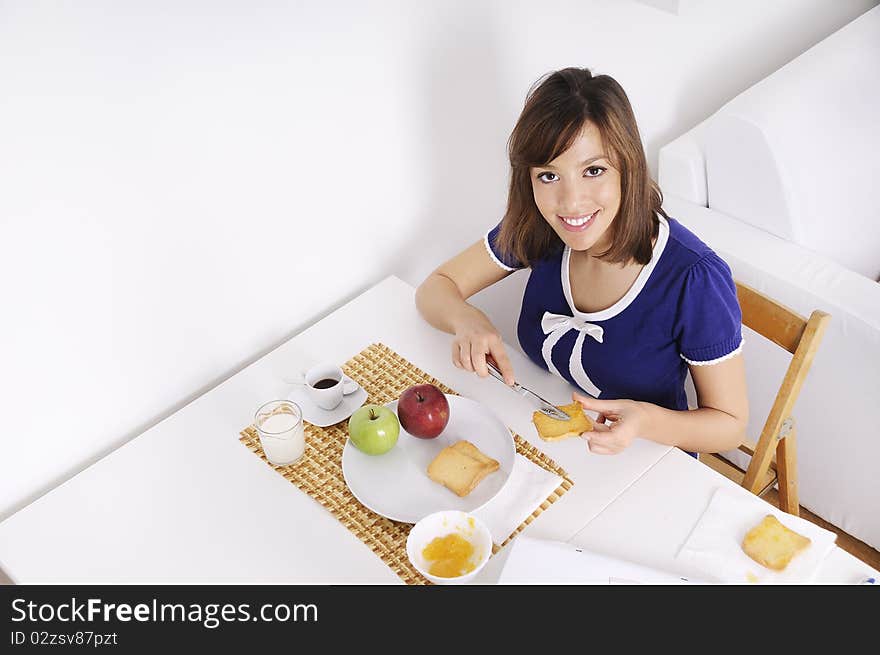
[530,122,621,254]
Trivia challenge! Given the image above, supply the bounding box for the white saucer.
[288,377,368,428]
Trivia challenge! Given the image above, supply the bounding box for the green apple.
[348,404,400,455]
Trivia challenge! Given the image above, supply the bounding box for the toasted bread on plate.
[427,439,499,497]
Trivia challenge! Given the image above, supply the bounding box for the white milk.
[258,412,305,465]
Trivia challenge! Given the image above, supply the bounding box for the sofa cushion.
[702,6,880,281]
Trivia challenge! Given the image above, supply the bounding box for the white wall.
[1,0,876,519]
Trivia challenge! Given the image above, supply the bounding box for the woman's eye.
[585,166,606,178]
[537,172,558,183]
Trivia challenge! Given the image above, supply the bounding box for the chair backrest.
[734,281,831,514]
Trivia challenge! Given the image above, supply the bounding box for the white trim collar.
[562,213,670,321]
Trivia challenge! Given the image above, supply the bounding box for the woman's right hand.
[451,305,516,386]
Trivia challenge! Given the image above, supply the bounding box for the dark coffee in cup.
[303,363,346,410]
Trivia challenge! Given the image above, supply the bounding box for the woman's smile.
[559,209,599,232]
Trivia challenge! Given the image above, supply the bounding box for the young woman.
[415,67,748,456]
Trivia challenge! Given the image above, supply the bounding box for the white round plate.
[341,394,516,523]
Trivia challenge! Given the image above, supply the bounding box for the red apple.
[397,384,450,439]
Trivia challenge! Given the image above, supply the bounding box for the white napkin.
[676,487,837,583]
[472,454,563,545]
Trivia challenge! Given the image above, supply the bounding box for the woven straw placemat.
[239,342,573,584]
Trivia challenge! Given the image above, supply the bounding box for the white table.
[0,276,671,584]
[563,448,878,584]
[474,449,878,584]
[2,276,873,584]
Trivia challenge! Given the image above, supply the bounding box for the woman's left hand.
[572,392,650,455]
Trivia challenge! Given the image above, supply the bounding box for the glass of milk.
[254,400,305,466]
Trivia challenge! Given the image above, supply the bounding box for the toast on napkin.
[532,402,594,442]
[427,440,500,497]
[741,514,812,571]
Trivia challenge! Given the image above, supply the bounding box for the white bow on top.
[540,311,603,398]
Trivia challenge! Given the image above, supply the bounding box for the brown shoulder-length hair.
[496,67,666,266]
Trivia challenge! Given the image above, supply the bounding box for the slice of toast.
[741,514,812,571]
[451,440,500,471]
[427,440,499,497]
[532,402,594,442]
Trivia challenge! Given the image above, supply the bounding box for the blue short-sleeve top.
[484,214,743,411]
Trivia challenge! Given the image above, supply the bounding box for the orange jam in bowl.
[421,532,476,578]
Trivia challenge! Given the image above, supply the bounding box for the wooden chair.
[701,281,831,516]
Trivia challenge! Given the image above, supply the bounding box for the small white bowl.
[406,510,493,585]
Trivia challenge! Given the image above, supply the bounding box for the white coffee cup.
[303,363,357,410]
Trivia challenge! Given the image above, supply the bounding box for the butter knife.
[485,357,571,421]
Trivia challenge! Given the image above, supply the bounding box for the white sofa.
[658,6,880,550]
